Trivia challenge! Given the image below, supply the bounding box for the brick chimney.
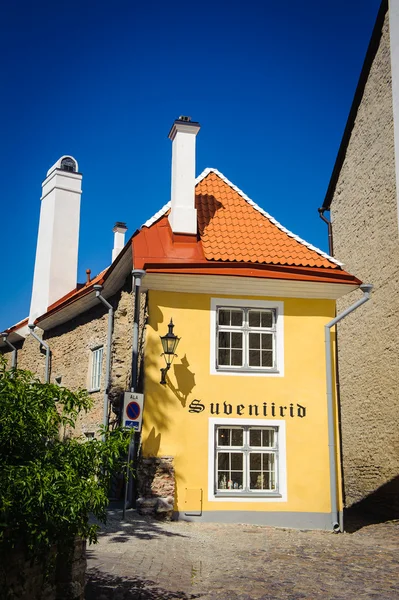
[168,116,201,235]
[29,156,82,324]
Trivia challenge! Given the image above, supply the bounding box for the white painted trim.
[207,418,287,503]
[142,273,357,300]
[210,298,284,377]
[140,167,342,266]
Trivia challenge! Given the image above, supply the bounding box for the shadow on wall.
[168,355,196,408]
[344,474,399,533]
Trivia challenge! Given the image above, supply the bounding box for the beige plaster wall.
[331,14,399,514]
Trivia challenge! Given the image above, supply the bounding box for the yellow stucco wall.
[142,290,340,517]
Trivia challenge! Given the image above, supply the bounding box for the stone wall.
[1,539,86,600]
[136,456,175,519]
[1,277,146,438]
[331,13,399,515]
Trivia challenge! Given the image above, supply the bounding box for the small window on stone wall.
[90,346,103,391]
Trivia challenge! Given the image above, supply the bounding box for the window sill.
[215,492,282,499]
[88,388,101,394]
[211,368,283,378]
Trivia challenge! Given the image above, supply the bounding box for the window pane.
[262,429,275,447]
[218,348,230,366]
[263,453,275,471]
[218,331,230,348]
[264,472,276,490]
[261,311,273,328]
[249,430,262,446]
[250,472,263,489]
[249,350,261,366]
[231,429,243,446]
[218,472,229,489]
[218,429,230,446]
[261,351,273,367]
[261,333,273,350]
[231,332,242,349]
[231,310,243,326]
[219,309,230,325]
[249,332,260,349]
[218,453,229,469]
[231,472,243,489]
[250,452,261,468]
[248,310,261,327]
[231,453,243,470]
[231,350,243,366]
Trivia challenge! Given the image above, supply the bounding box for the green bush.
[0,356,129,559]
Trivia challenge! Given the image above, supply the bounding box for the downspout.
[93,285,113,433]
[28,324,50,383]
[325,283,372,532]
[1,333,17,369]
[318,207,334,256]
[131,269,146,392]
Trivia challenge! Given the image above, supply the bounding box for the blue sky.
[0,0,381,331]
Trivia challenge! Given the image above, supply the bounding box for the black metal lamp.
[160,319,180,384]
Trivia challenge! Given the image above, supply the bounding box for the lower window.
[216,425,278,493]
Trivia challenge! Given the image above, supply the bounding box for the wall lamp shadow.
[160,319,180,385]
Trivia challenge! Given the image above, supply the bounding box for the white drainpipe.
[325,283,373,532]
[28,325,51,383]
[93,285,113,435]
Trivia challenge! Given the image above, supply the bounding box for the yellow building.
[132,118,362,530]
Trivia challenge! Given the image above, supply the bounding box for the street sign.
[123,392,144,432]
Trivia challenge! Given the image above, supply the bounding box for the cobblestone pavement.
[86,510,399,600]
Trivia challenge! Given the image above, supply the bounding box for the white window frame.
[90,346,103,392]
[208,418,287,503]
[210,298,284,377]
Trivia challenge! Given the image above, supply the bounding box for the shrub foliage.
[0,356,129,558]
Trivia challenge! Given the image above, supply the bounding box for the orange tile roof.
[195,171,338,269]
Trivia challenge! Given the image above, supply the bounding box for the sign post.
[122,392,144,520]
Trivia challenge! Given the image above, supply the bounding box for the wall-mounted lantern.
[160,319,180,384]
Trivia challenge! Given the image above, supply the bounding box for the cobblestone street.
[86,510,399,599]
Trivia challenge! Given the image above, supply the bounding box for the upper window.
[210,298,284,376]
[90,346,103,391]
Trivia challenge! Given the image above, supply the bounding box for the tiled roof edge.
[198,168,343,267]
[140,167,343,267]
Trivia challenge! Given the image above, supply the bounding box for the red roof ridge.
[140,167,343,268]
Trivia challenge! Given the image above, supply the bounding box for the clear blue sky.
[0,0,381,331]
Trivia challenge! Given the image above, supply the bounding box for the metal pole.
[131,270,146,392]
[325,283,372,532]
[123,269,145,519]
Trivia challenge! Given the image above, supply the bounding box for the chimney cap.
[168,117,200,140]
[46,155,79,177]
[113,221,128,232]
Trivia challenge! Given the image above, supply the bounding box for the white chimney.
[168,116,201,235]
[29,156,82,324]
[112,222,127,261]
